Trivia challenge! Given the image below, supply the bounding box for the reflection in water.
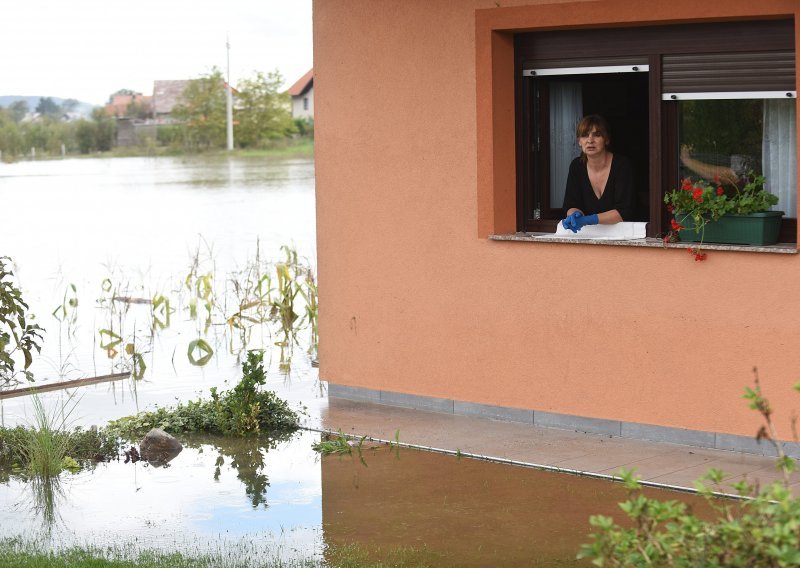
[183,432,295,509]
[0,430,324,562]
[321,446,712,566]
[27,475,65,533]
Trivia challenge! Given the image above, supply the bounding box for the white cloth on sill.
[541,221,648,240]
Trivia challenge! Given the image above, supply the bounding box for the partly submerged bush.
[107,351,299,440]
[579,373,800,567]
[0,424,118,473]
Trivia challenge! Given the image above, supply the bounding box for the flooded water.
[0,155,321,427]
[0,156,706,565]
[0,430,709,566]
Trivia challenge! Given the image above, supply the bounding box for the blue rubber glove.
[561,211,583,233]
[573,213,599,231]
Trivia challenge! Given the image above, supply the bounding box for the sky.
[0,0,313,106]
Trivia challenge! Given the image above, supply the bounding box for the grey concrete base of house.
[328,383,800,459]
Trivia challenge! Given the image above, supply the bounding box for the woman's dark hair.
[576,115,611,162]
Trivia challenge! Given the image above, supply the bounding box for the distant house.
[104,94,153,118]
[287,69,313,119]
[152,80,191,123]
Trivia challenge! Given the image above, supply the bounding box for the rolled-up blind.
[663,51,796,94]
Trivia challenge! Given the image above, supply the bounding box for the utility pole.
[226,35,234,151]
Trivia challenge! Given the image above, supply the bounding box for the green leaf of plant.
[187,338,214,366]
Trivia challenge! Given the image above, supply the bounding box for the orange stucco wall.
[313,0,800,438]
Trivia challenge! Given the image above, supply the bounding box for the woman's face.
[579,128,607,157]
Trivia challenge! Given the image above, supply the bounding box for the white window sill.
[489,233,798,254]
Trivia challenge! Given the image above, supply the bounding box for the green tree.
[91,107,115,151]
[74,108,115,154]
[0,108,23,157]
[61,98,79,113]
[0,122,23,157]
[107,88,139,103]
[35,97,61,118]
[126,100,151,120]
[75,120,96,154]
[22,120,51,154]
[235,70,296,148]
[172,68,228,150]
[7,100,28,123]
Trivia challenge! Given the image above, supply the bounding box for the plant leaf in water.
[67,283,78,308]
[151,295,172,330]
[98,329,121,359]
[132,352,146,380]
[187,338,214,366]
[196,274,213,301]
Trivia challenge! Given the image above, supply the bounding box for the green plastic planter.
[677,211,784,246]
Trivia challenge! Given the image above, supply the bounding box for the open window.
[515,19,797,241]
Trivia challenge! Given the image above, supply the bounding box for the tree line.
[0,68,311,160]
[0,100,115,157]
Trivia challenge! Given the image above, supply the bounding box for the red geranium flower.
[716,187,724,196]
[666,204,674,213]
[681,179,693,191]
[693,188,703,202]
[670,218,683,231]
[694,252,707,261]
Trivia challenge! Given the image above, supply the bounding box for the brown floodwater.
[321,443,712,566]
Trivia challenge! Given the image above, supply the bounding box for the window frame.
[514,19,797,241]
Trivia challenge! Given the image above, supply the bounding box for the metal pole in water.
[226,35,234,151]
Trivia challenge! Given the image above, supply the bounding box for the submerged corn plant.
[51,282,78,341]
[184,238,217,335]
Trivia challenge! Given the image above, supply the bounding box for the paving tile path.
[317,397,796,495]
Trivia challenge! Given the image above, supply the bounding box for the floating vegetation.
[312,431,361,455]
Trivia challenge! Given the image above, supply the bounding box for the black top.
[562,154,636,221]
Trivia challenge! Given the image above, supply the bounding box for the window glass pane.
[679,99,796,216]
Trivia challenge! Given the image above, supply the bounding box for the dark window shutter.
[662,51,796,94]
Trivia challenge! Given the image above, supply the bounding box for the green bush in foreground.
[579,372,800,567]
[106,351,299,440]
